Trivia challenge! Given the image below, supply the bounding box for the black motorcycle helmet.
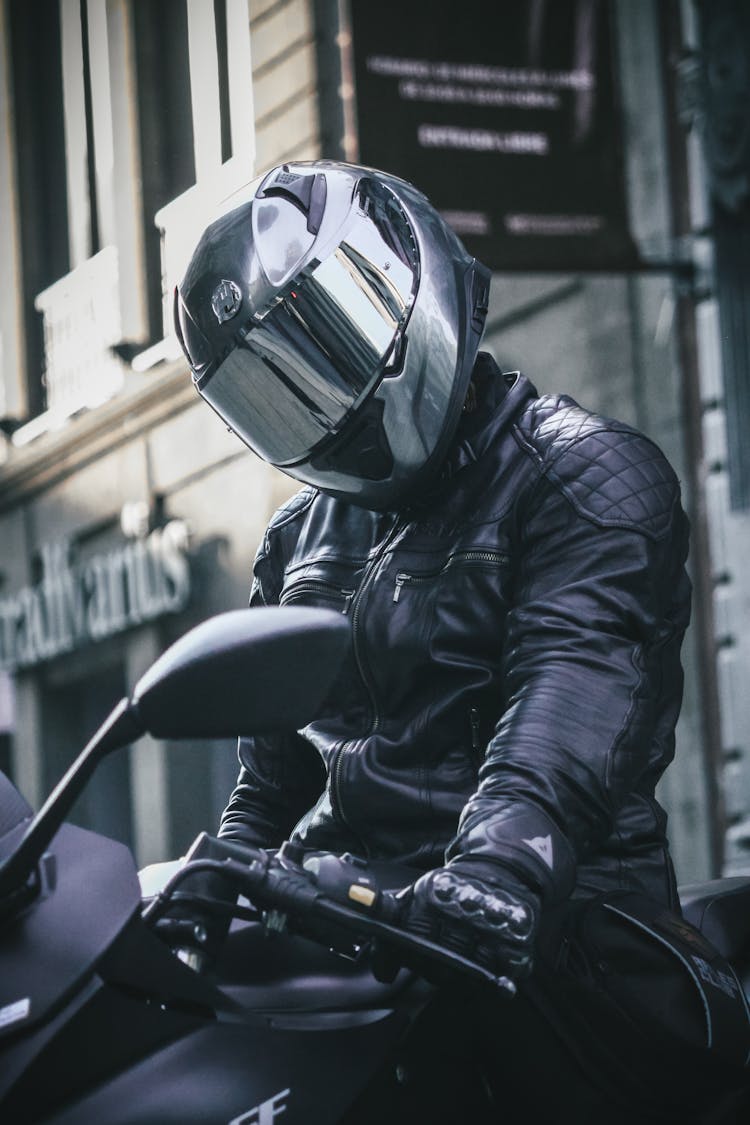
[174,160,491,510]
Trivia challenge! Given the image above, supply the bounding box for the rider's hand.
[395,860,540,981]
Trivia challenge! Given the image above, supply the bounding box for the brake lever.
[327,894,518,997]
[252,851,517,996]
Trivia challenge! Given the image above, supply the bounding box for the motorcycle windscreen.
[198,226,417,467]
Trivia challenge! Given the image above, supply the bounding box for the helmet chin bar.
[309,397,394,484]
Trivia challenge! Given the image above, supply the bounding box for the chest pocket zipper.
[393,549,509,603]
[280,579,355,613]
[393,570,435,604]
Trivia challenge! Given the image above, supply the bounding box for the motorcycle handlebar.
[141,837,516,996]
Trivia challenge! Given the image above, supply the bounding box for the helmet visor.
[197,190,418,465]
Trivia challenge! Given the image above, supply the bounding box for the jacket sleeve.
[218,730,326,849]
[218,492,325,849]
[446,427,692,903]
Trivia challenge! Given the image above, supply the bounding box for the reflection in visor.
[200,184,418,465]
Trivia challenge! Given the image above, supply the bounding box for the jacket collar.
[442,353,538,478]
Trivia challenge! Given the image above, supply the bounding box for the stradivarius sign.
[0,521,190,672]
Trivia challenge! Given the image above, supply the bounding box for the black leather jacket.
[220,359,691,910]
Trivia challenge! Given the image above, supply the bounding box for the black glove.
[396,861,540,982]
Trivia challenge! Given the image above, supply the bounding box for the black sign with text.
[349,0,637,271]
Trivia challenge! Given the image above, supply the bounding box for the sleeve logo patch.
[522,834,554,869]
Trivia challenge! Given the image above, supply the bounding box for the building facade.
[0,0,747,882]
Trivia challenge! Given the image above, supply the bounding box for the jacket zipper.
[393,549,509,602]
[330,516,404,835]
[279,579,354,612]
[469,706,483,766]
[329,742,352,836]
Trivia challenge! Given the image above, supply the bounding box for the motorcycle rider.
[174,160,699,1119]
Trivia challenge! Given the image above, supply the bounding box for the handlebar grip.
[375,890,403,925]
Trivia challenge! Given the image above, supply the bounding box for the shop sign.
[0,521,191,672]
[349,0,637,271]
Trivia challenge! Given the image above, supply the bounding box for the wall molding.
[0,361,195,514]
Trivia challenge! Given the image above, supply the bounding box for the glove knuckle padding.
[404,865,539,978]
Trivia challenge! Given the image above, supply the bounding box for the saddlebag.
[530,891,750,1115]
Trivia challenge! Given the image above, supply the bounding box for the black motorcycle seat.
[679,876,750,963]
[215,919,414,1013]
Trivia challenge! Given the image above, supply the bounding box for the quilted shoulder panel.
[253,487,317,602]
[265,486,317,535]
[517,396,680,538]
[257,486,316,567]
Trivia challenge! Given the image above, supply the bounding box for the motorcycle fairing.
[0,822,141,1044]
[37,1012,408,1124]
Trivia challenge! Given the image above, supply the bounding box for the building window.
[3,0,256,421]
[214,0,233,164]
[7,0,69,419]
[133,0,196,344]
[152,0,255,345]
[79,0,101,258]
[6,0,134,431]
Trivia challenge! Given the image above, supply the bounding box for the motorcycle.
[0,605,748,1123]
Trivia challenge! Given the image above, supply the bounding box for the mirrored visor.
[198,187,418,465]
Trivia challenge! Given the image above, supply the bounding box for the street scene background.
[0,0,749,888]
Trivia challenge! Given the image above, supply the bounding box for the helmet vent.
[258,170,328,236]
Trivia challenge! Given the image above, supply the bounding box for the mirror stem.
[0,699,142,901]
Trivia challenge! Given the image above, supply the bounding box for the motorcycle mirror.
[0,607,349,906]
[130,606,350,738]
